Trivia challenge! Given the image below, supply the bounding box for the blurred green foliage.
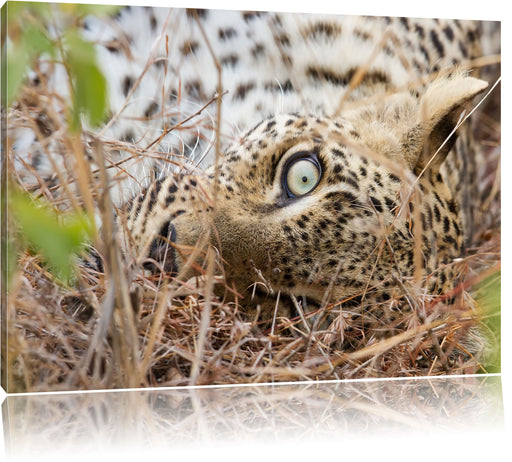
[3,2,117,283]
[9,188,95,284]
[475,270,501,374]
[2,1,121,129]
[65,28,107,130]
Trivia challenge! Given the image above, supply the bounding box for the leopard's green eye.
[284,155,322,197]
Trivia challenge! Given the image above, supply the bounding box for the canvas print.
[1,2,501,392]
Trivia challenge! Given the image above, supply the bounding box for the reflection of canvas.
[2,376,504,456]
[2,4,501,392]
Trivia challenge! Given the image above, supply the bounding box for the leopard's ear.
[403,75,488,175]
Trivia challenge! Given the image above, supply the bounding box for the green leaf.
[475,271,501,374]
[9,190,94,283]
[4,41,31,105]
[64,30,107,131]
[4,16,56,105]
[23,25,55,57]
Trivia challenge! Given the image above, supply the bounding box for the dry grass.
[2,12,501,393]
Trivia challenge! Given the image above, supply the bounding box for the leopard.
[7,5,500,381]
[126,81,486,324]
[111,8,499,330]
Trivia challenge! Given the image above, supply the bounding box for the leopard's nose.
[143,221,178,275]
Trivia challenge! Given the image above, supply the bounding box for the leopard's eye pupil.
[284,156,321,197]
